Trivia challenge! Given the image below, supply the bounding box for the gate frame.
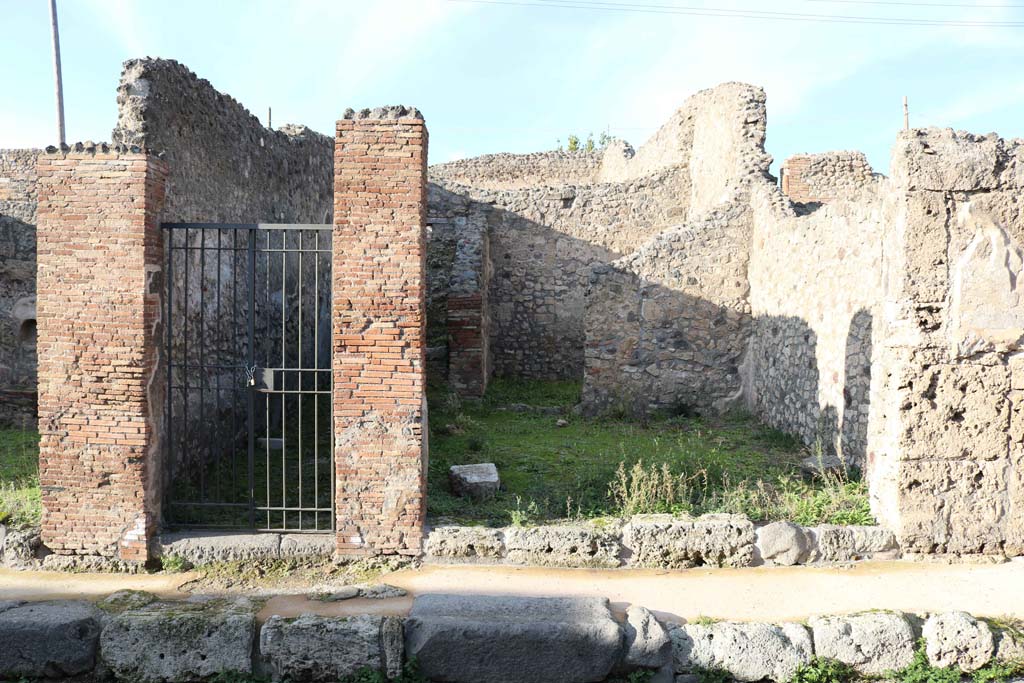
[161,222,336,533]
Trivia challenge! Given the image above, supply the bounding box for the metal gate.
[163,223,334,532]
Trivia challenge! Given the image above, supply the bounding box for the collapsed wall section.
[0,149,39,427]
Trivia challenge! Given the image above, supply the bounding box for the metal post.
[903,96,909,131]
[49,0,66,145]
[247,228,257,529]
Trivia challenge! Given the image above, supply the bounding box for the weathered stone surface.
[425,525,505,560]
[756,521,810,566]
[621,606,672,671]
[811,525,898,562]
[994,624,1024,662]
[0,527,40,568]
[158,531,281,565]
[623,514,754,568]
[405,594,624,683]
[260,614,404,681]
[279,534,335,558]
[923,611,995,672]
[505,524,621,568]
[671,621,813,682]
[892,129,1003,192]
[809,612,917,675]
[0,601,102,679]
[99,590,158,611]
[100,598,257,682]
[449,463,501,501]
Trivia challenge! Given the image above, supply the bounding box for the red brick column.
[36,147,167,562]
[333,107,428,556]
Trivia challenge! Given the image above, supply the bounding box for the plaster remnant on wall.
[948,204,1024,357]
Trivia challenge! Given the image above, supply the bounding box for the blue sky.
[2,0,1023,176]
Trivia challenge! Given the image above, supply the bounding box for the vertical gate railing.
[163,223,334,532]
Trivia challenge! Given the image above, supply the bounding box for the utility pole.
[903,96,909,131]
[49,0,66,145]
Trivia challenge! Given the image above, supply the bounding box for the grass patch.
[428,378,873,527]
[0,427,41,529]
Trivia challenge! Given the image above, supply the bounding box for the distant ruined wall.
[429,151,602,190]
[745,185,886,465]
[0,149,39,427]
[112,58,334,224]
[781,152,877,204]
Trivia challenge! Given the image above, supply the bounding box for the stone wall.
[780,151,877,204]
[333,107,429,557]
[868,129,1024,555]
[582,197,753,416]
[112,58,334,224]
[429,150,602,190]
[36,148,168,561]
[745,185,886,464]
[427,184,493,396]
[0,149,39,427]
[580,83,771,415]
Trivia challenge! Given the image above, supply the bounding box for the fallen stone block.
[809,612,917,675]
[756,521,810,566]
[0,527,40,569]
[449,463,501,501]
[425,525,505,561]
[623,514,754,568]
[671,621,813,682]
[923,611,994,672]
[811,525,898,562]
[261,614,404,681]
[405,594,624,683]
[0,601,103,679]
[100,597,257,682]
[505,524,622,567]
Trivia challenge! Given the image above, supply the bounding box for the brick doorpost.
[35,147,168,562]
[332,107,429,556]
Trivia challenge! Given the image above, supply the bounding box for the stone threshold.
[156,531,335,566]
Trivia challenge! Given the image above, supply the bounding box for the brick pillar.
[333,107,428,556]
[36,147,168,562]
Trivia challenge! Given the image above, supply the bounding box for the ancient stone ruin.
[1,57,1022,562]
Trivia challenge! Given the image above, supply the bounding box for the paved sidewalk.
[5,559,1024,623]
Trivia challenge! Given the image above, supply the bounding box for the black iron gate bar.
[162,222,334,532]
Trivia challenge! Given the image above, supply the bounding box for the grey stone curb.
[424,515,899,568]
[0,597,1019,682]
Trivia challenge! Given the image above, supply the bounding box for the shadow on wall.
[746,308,873,468]
[428,183,622,386]
[582,273,750,418]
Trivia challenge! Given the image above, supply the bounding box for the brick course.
[332,111,429,556]
[35,150,167,561]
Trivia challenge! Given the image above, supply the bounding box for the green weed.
[790,658,858,683]
[0,427,41,529]
[888,640,962,683]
